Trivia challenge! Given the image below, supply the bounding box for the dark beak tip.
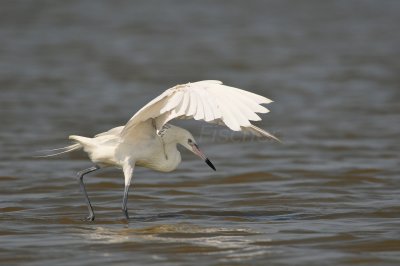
[205,158,216,171]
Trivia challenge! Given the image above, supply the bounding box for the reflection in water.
[81,223,271,263]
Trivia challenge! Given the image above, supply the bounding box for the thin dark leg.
[122,185,130,220]
[77,165,100,221]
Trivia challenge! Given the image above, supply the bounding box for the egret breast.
[136,148,181,172]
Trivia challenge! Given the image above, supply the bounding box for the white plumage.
[122,80,276,138]
[44,80,279,221]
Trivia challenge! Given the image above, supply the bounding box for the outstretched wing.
[121,80,279,141]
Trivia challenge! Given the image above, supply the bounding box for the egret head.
[177,129,216,171]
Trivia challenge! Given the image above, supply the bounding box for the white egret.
[44,80,279,221]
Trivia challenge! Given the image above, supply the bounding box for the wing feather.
[242,125,280,142]
[176,91,190,116]
[211,87,249,130]
[160,90,184,113]
[121,80,277,140]
[224,85,272,104]
[221,86,270,114]
[204,89,222,120]
[222,91,262,122]
[186,89,197,116]
[198,89,215,121]
[193,90,205,120]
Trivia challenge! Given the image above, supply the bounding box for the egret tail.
[35,134,92,157]
[35,143,82,157]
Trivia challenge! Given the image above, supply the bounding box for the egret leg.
[77,165,100,221]
[122,163,134,220]
[122,185,130,220]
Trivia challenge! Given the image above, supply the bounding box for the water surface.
[1,1,400,265]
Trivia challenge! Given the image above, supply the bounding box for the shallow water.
[1,1,400,265]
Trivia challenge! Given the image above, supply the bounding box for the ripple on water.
[1,1,400,265]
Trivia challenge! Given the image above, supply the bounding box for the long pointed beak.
[191,144,216,171]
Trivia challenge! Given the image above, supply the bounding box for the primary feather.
[121,80,277,140]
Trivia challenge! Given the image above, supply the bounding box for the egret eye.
[188,139,193,144]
